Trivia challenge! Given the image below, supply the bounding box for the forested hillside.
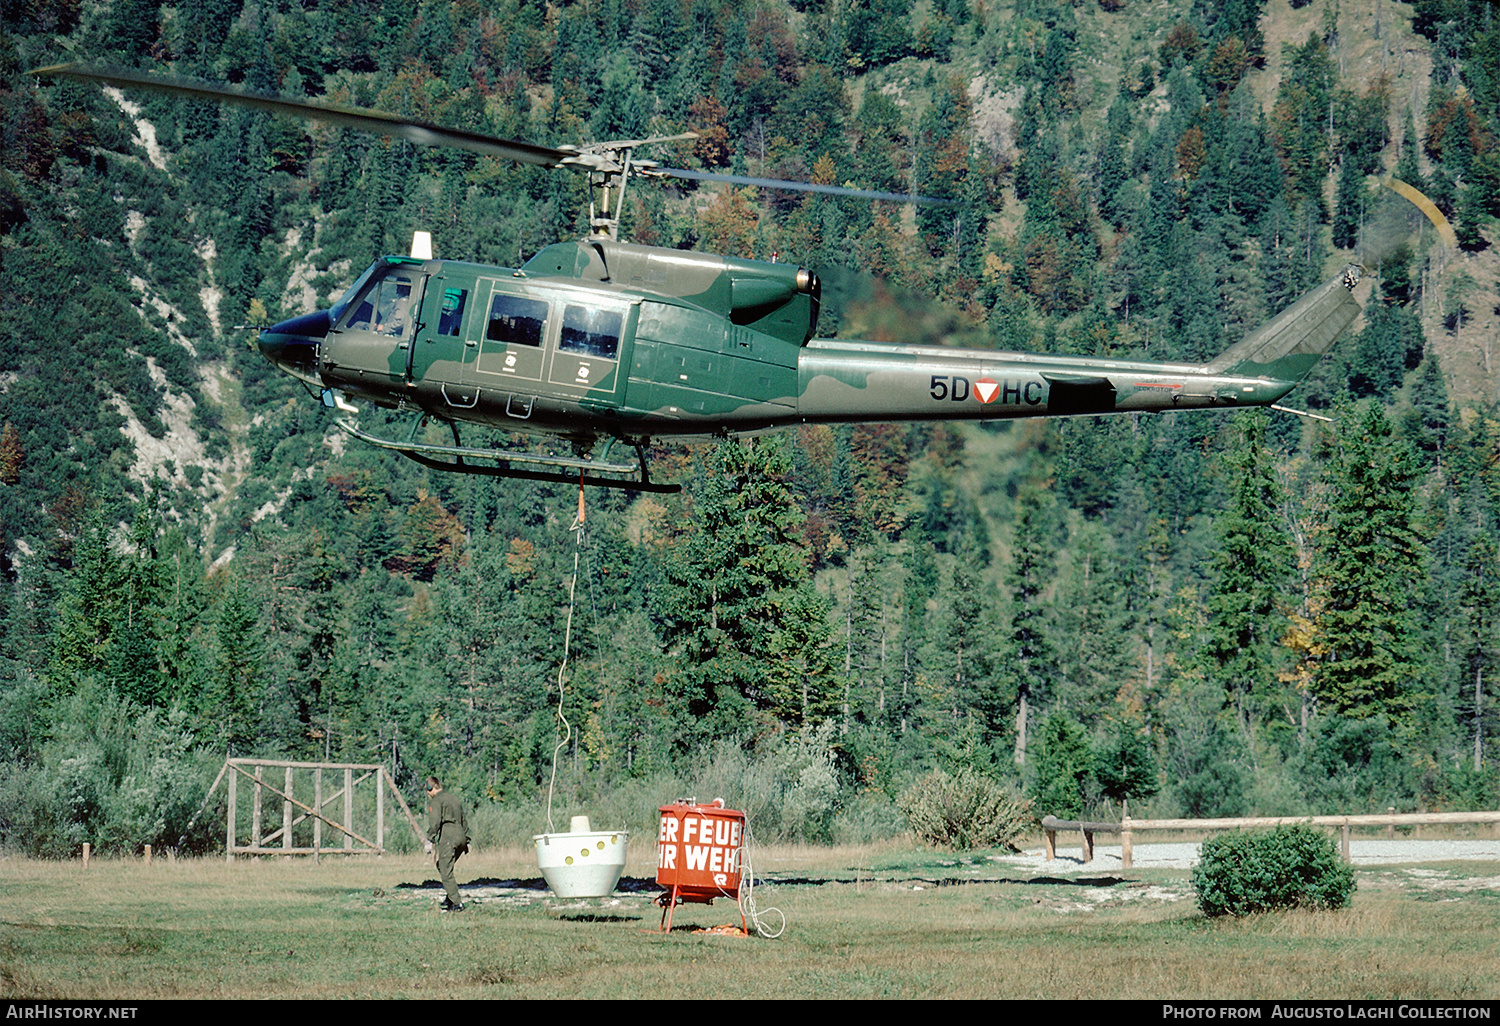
[1,0,1498,856]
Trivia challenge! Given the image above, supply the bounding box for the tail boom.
[790,266,1362,426]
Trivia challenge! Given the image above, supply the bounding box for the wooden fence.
[192,758,427,862]
[1040,809,1500,868]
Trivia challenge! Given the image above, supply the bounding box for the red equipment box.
[654,799,747,932]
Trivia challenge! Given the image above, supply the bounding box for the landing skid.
[335,418,681,493]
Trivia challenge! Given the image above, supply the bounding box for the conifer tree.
[1095,717,1160,807]
[110,493,170,709]
[1031,710,1092,818]
[1051,521,1135,721]
[1332,156,1363,250]
[652,438,838,745]
[48,509,123,698]
[895,520,939,736]
[1259,196,1301,314]
[1096,86,1133,228]
[205,574,260,754]
[913,76,972,252]
[1272,34,1336,218]
[838,543,898,734]
[1395,109,1424,190]
[917,534,1000,759]
[1348,289,1423,401]
[1313,402,1426,729]
[1196,0,1267,56]
[1402,354,1451,467]
[1202,411,1294,734]
[1453,504,1499,772]
[1006,476,1059,765]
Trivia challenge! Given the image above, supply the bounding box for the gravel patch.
[991,839,1500,873]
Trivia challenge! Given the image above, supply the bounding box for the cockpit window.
[560,305,621,360]
[329,261,384,323]
[345,274,414,336]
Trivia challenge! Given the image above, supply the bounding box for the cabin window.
[560,305,621,360]
[437,288,468,336]
[486,294,547,347]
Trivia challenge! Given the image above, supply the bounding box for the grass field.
[2,841,1497,1000]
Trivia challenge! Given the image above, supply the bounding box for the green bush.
[1191,824,1356,917]
[830,791,908,845]
[0,761,74,858]
[897,767,1031,851]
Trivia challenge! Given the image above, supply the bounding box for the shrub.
[897,767,1031,851]
[830,791,908,845]
[686,724,843,844]
[0,761,74,857]
[1191,824,1356,917]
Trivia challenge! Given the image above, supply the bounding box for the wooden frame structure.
[197,758,426,862]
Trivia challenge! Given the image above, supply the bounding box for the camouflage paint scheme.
[257,239,1361,475]
[34,63,1361,483]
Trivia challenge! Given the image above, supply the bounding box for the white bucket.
[534,816,629,898]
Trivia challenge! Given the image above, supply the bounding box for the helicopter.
[35,63,1363,494]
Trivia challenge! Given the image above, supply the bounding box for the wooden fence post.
[283,766,294,860]
[226,766,237,863]
[251,764,263,859]
[344,767,353,853]
[313,767,322,866]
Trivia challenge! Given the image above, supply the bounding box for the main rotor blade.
[31,63,961,207]
[656,166,961,207]
[30,62,572,168]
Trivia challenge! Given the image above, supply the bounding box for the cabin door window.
[473,290,548,383]
[548,303,628,396]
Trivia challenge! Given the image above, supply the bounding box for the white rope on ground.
[733,821,786,939]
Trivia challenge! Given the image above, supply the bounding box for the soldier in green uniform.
[424,776,471,911]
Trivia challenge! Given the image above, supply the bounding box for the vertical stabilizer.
[1205,266,1362,382]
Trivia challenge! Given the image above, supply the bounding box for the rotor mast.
[556,134,696,240]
